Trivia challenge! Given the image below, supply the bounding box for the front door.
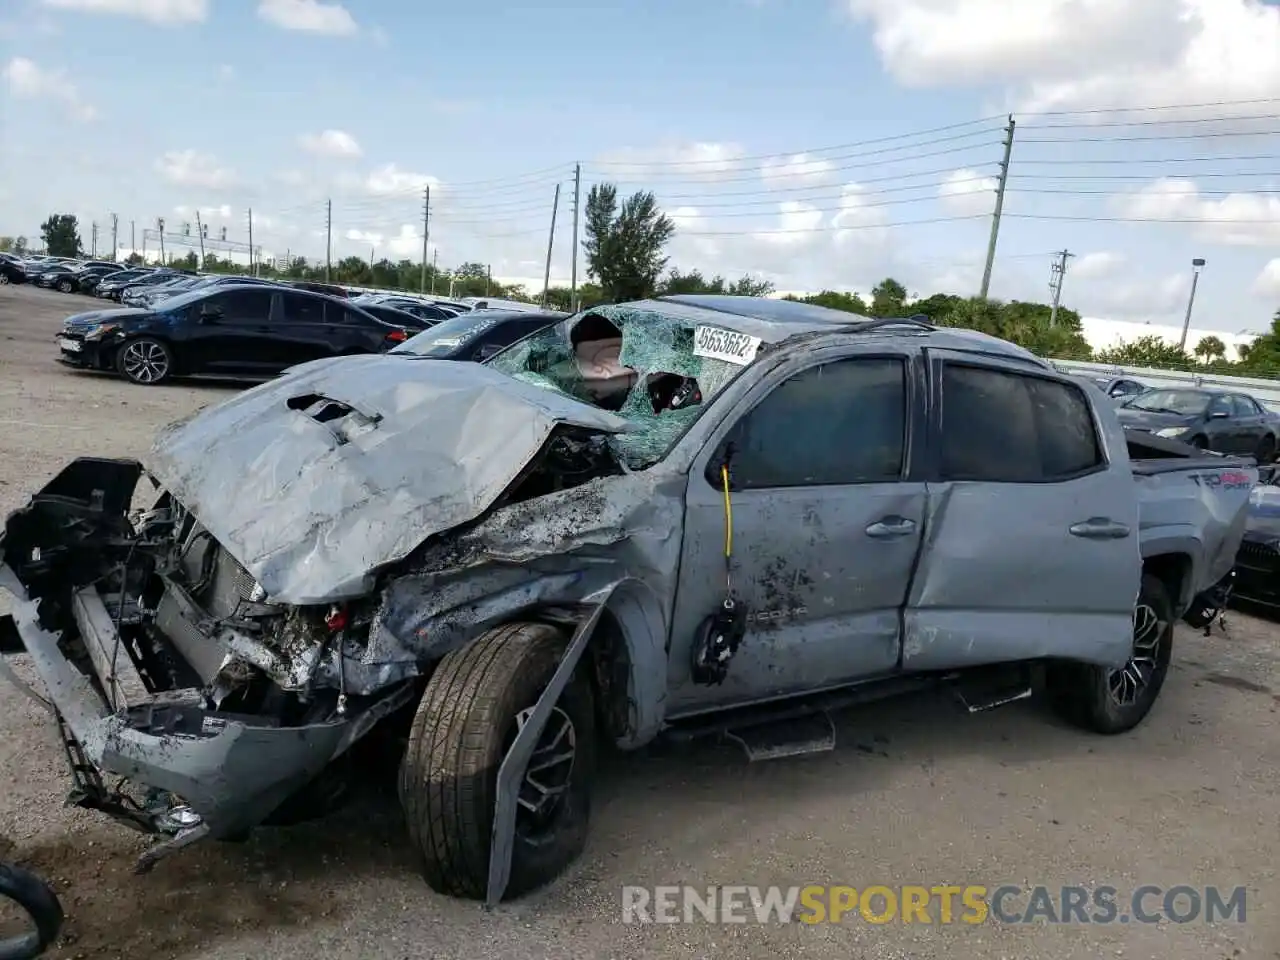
[903,350,1141,672]
[666,349,927,717]
[185,288,276,373]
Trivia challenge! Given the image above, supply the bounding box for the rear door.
[666,345,928,715]
[903,350,1141,672]
[271,292,338,369]
[1230,395,1268,454]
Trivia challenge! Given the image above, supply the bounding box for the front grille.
[1237,540,1278,570]
[200,546,258,619]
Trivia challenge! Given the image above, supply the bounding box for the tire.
[115,337,174,385]
[1188,434,1208,450]
[0,274,9,286]
[398,622,595,901]
[1046,573,1174,735]
[1256,434,1276,464]
[0,862,64,960]
[57,279,73,293]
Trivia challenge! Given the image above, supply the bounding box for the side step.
[725,712,836,762]
[952,682,1032,714]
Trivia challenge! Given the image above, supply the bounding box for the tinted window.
[280,292,324,324]
[1207,395,1233,418]
[212,288,273,322]
[1126,389,1209,415]
[393,312,527,357]
[1233,395,1261,417]
[940,365,1102,483]
[1120,381,1145,395]
[721,358,906,489]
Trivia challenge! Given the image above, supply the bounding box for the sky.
[3,0,1280,342]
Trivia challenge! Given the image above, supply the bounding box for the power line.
[1009,170,1280,181]
[680,213,989,237]
[1020,112,1280,131]
[1014,153,1280,166]
[1008,186,1280,197]
[1020,128,1280,144]
[587,116,1006,169]
[1004,213,1280,225]
[1018,95,1280,118]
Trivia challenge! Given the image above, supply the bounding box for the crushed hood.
[146,354,633,604]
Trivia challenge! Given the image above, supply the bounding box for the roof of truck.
[635,295,1046,366]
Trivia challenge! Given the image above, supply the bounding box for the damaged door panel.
[0,296,1259,906]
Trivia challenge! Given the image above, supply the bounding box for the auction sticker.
[694,325,761,365]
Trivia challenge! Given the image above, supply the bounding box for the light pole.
[1177,257,1206,353]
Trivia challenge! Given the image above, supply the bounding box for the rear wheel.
[0,274,10,285]
[116,337,174,385]
[1046,573,1173,734]
[57,279,73,293]
[1188,434,1208,450]
[398,622,595,901]
[1256,434,1276,463]
[0,861,64,960]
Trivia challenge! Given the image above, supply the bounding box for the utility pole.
[325,199,332,283]
[1048,249,1074,327]
[195,211,206,268]
[979,115,1016,299]
[157,218,165,264]
[1178,258,1207,353]
[420,185,431,293]
[369,245,375,270]
[130,219,135,257]
[541,182,561,307]
[247,208,255,276]
[431,249,438,294]
[90,222,98,257]
[570,162,581,311]
[110,214,118,260]
[486,263,491,297]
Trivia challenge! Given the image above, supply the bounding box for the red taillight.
[385,328,408,343]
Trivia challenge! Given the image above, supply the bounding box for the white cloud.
[755,201,825,246]
[760,153,836,186]
[174,203,232,220]
[217,64,234,80]
[299,129,362,158]
[155,149,235,189]
[257,0,358,35]
[846,0,1280,116]
[345,228,382,246]
[40,0,207,23]
[1070,251,1126,281]
[387,224,425,256]
[364,163,439,196]
[832,182,891,233]
[1112,178,1280,245]
[3,57,96,120]
[1252,260,1280,299]
[937,168,997,216]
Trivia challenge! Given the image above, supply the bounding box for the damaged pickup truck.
[0,296,1256,905]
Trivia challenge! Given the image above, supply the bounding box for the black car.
[357,302,436,332]
[64,264,124,294]
[33,263,80,290]
[351,294,455,323]
[286,280,350,298]
[0,258,27,285]
[55,285,411,385]
[1116,387,1279,460]
[389,308,568,362]
[96,269,160,300]
[1232,466,1280,609]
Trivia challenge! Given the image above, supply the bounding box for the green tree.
[124,252,144,266]
[658,268,774,298]
[12,236,27,256]
[786,290,869,314]
[0,237,13,252]
[40,214,82,258]
[870,277,909,316]
[1095,335,1191,370]
[174,251,198,270]
[1194,335,1226,363]
[584,183,675,302]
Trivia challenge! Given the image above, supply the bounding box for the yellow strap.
[721,464,733,559]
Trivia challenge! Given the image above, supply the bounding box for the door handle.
[1069,518,1131,540]
[865,517,916,538]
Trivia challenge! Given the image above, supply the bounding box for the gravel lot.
[0,282,1277,959]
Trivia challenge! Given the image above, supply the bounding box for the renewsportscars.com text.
[620,884,1248,925]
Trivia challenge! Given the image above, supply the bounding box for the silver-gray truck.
[0,296,1254,905]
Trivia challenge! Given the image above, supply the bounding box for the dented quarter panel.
[145,354,633,605]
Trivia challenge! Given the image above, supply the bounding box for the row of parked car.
[0,252,556,386]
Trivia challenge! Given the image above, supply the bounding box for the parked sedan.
[356,302,436,333]
[55,286,410,385]
[66,264,127,293]
[0,258,27,285]
[1090,376,1148,403]
[1232,466,1280,609]
[350,293,455,323]
[96,269,160,300]
[389,308,568,362]
[32,263,80,290]
[1116,387,1279,460]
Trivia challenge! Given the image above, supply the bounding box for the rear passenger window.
[721,358,906,489]
[941,365,1102,483]
[280,293,324,324]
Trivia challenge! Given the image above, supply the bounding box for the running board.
[725,712,836,762]
[953,684,1033,714]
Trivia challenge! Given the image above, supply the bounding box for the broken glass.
[486,304,751,468]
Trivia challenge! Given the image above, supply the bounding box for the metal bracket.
[485,603,605,908]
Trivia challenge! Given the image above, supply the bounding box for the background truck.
[0,296,1254,906]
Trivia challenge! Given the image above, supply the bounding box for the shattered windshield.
[485,304,756,468]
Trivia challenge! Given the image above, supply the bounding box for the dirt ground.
[0,282,1277,960]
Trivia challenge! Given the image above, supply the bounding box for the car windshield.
[484,303,753,468]
[1125,389,1209,415]
[154,288,220,311]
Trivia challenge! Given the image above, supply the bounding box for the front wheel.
[1256,434,1276,464]
[0,862,64,960]
[56,279,73,293]
[0,274,10,286]
[1188,434,1208,450]
[1046,573,1174,734]
[398,622,596,901]
[115,337,174,385]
